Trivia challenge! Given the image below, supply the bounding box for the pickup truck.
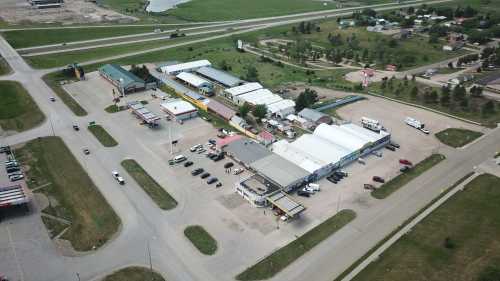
[112,171,125,185]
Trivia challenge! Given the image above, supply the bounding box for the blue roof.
[99,64,144,87]
[196,66,241,87]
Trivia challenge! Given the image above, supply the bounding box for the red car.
[399,159,413,166]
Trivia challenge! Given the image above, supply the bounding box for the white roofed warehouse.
[234,89,282,106]
[195,66,242,88]
[160,60,211,75]
[161,99,198,121]
[223,82,263,100]
[175,72,214,96]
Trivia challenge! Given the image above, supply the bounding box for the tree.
[239,103,251,119]
[253,104,268,121]
[295,88,318,111]
[470,86,483,97]
[482,100,496,116]
[219,60,231,71]
[244,65,259,82]
[429,90,439,104]
[410,86,419,100]
[453,85,466,102]
[440,86,451,106]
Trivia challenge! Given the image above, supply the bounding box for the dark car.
[224,162,234,169]
[191,168,204,176]
[213,154,225,162]
[184,161,194,167]
[216,182,222,188]
[333,171,345,178]
[208,139,216,145]
[390,142,400,148]
[73,124,80,131]
[385,145,396,151]
[207,177,218,184]
[327,176,338,184]
[201,172,210,179]
[373,176,385,183]
[297,190,310,197]
[400,166,411,172]
[0,146,11,153]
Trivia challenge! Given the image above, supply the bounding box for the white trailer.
[405,117,424,129]
[361,117,383,132]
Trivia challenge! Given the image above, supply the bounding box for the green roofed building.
[99,64,154,95]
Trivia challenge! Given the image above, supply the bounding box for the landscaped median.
[371,154,446,199]
[43,72,87,116]
[103,266,165,281]
[88,123,118,147]
[237,209,356,281]
[15,137,120,251]
[184,225,218,255]
[0,80,45,132]
[435,128,483,148]
[121,159,177,210]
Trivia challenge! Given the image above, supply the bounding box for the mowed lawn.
[15,137,120,251]
[435,128,483,148]
[0,80,45,132]
[2,26,167,49]
[0,56,11,75]
[103,266,165,281]
[352,173,500,281]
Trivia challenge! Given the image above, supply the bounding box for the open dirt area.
[0,0,137,25]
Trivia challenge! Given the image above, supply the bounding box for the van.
[307,183,320,191]
[174,155,187,163]
[358,158,366,165]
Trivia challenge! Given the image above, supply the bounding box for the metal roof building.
[99,64,146,95]
[127,101,161,125]
[161,99,197,121]
[267,99,296,117]
[267,192,305,217]
[161,60,212,75]
[223,138,272,166]
[195,66,242,88]
[250,154,311,191]
[207,100,235,121]
[298,108,332,125]
[176,72,212,88]
[224,82,263,100]
[235,89,283,106]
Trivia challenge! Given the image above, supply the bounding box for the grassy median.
[0,56,11,75]
[372,154,446,199]
[0,80,45,132]
[435,128,483,148]
[121,159,177,210]
[15,137,120,251]
[43,72,87,116]
[88,124,118,147]
[352,173,500,281]
[103,266,165,281]
[237,209,356,281]
[184,225,218,255]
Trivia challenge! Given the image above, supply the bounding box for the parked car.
[213,154,224,162]
[373,176,385,183]
[420,128,430,134]
[327,176,338,184]
[364,184,375,190]
[49,97,56,102]
[9,174,24,182]
[297,190,310,197]
[307,183,320,191]
[73,124,80,131]
[173,155,187,163]
[301,187,315,194]
[358,158,366,165]
[191,168,204,176]
[399,159,413,166]
[200,172,210,179]
[233,168,244,175]
[6,167,20,173]
[207,177,218,184]
[206,152,217,158]
[184,161,193,167]
[390,142,400,148]
[112,171,125,185]
[216,182,222,188]
[0,146,11,153]
[385,145,396,151]
[333,171,345,178]
[197,148,206,154]
[83,148,90,155]
[190,144,202,152]
[400,166,411,172]
[208,139,216,145]
[224,162,234,169]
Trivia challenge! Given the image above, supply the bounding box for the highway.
[1,1,499,280]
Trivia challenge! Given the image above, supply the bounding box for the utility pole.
[147,241,153,281]
[76,273,80,281]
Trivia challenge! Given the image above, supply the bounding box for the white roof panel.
[267,99,295,114]
[176,72,211,88]
[313,123,368,152]
[239,89,282,106]
[162,60,211,74]
[224,82,263,97]
[161,99,196,115]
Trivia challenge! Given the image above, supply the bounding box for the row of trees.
[291,21,320,35]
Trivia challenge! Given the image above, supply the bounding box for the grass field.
[352,173,500,281]
[103,266,165,281]
[237,209,356,281]
[372,154,446,199]
[184,225,218,255]
[2,26,172,49]
[0,80,45,132]
[43,72,88,116]
[0,56,11,75]
[88,124,118,147]
[435,128,483,148]
[15,137,120,251]
[121,159,177,210]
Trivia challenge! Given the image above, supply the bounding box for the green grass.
[103,266,165,281]
[104,104,127,113]
[14,137,120,251]
[435,128,483,148]
[0,80,45,132]
[2,26,171,49]
[352,173,500,281]
[88,124,119,147]
[237,209,356,281]
[41,216,69,239]
[0,56,11,75]
[42,72,88,116]
[184,225,218,255]
[372,154,446,199]
[121,159,177,210]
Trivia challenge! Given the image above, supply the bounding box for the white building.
[235,89,282,106]
[272,123,390,179]
[266,99,296,118]
[223,82,263,100]
[161,99,198,121]
[176,72,213,95]
[161,60,211,75]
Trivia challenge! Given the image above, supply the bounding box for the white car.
[9,174,24,182]
[307,183,320,191]
[190,144,202,152]
[112,171,125,185]
[233,168,244,175]
[302,187,315,194]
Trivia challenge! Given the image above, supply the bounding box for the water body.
[145,0,190,13]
